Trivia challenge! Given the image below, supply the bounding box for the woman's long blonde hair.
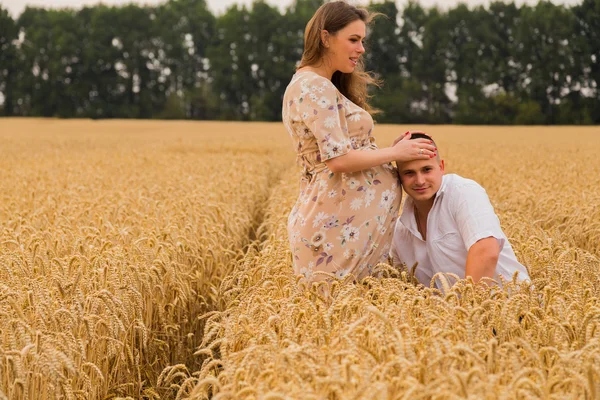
[297,1,381,114]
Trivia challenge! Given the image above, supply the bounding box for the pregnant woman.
[282,1,436,282]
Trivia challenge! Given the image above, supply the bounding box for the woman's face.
[324,19,366,74]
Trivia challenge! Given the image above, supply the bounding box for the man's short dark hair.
[409,133,433,142]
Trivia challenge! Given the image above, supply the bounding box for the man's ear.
[321,30,330,48]
[439,159,445,173]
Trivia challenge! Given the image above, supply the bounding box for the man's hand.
[465,237,500,285]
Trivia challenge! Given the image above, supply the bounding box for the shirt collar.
[399,196,420,239]
[399,175,449,239]
[438,174,449,196]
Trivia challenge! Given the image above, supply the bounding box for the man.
[391,133,529,287]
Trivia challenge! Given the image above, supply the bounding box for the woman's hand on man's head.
[392,130,429,147]
[391,131,437,163]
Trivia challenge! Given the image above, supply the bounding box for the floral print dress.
[282,71,402,282]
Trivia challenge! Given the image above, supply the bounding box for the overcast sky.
[2,0,583,18]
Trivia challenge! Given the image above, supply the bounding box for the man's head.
[398,133,445,204]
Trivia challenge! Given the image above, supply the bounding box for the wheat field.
[0,119,599,399]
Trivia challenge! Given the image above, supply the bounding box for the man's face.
[398,158,445,203]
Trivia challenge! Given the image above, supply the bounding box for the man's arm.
[465,236,500,284]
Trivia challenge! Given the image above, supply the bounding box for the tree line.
[0,0,598,124]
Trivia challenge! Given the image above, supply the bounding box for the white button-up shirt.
[391,174,530,287]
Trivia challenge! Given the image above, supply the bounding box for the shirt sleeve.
[390,241,403,267]
[452,182,506,250]
[300,78,352,162]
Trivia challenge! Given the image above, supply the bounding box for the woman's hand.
[324,131,436,174]
[391,130,429,146]
[391,131,437,163]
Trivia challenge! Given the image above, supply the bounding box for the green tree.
[246,1,291,121]
[364,1,406,123]
[384,1,429,123]
[0,6,18,116]
[484,2,521,95]
[414,6,452,123]
[365,0,402,78]
[515,2,578,124]
[444,4,490,124]
[205,5,253,120]
[16,8,85,116]
[0,0,597,124]
[154,0,215,119]
[573,0,600,123]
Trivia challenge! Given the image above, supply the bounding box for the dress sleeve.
[300,78,352,162]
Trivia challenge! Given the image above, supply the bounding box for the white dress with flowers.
[282,71,402,281]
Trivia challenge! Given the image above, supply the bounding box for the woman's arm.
[325,133,437,174]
